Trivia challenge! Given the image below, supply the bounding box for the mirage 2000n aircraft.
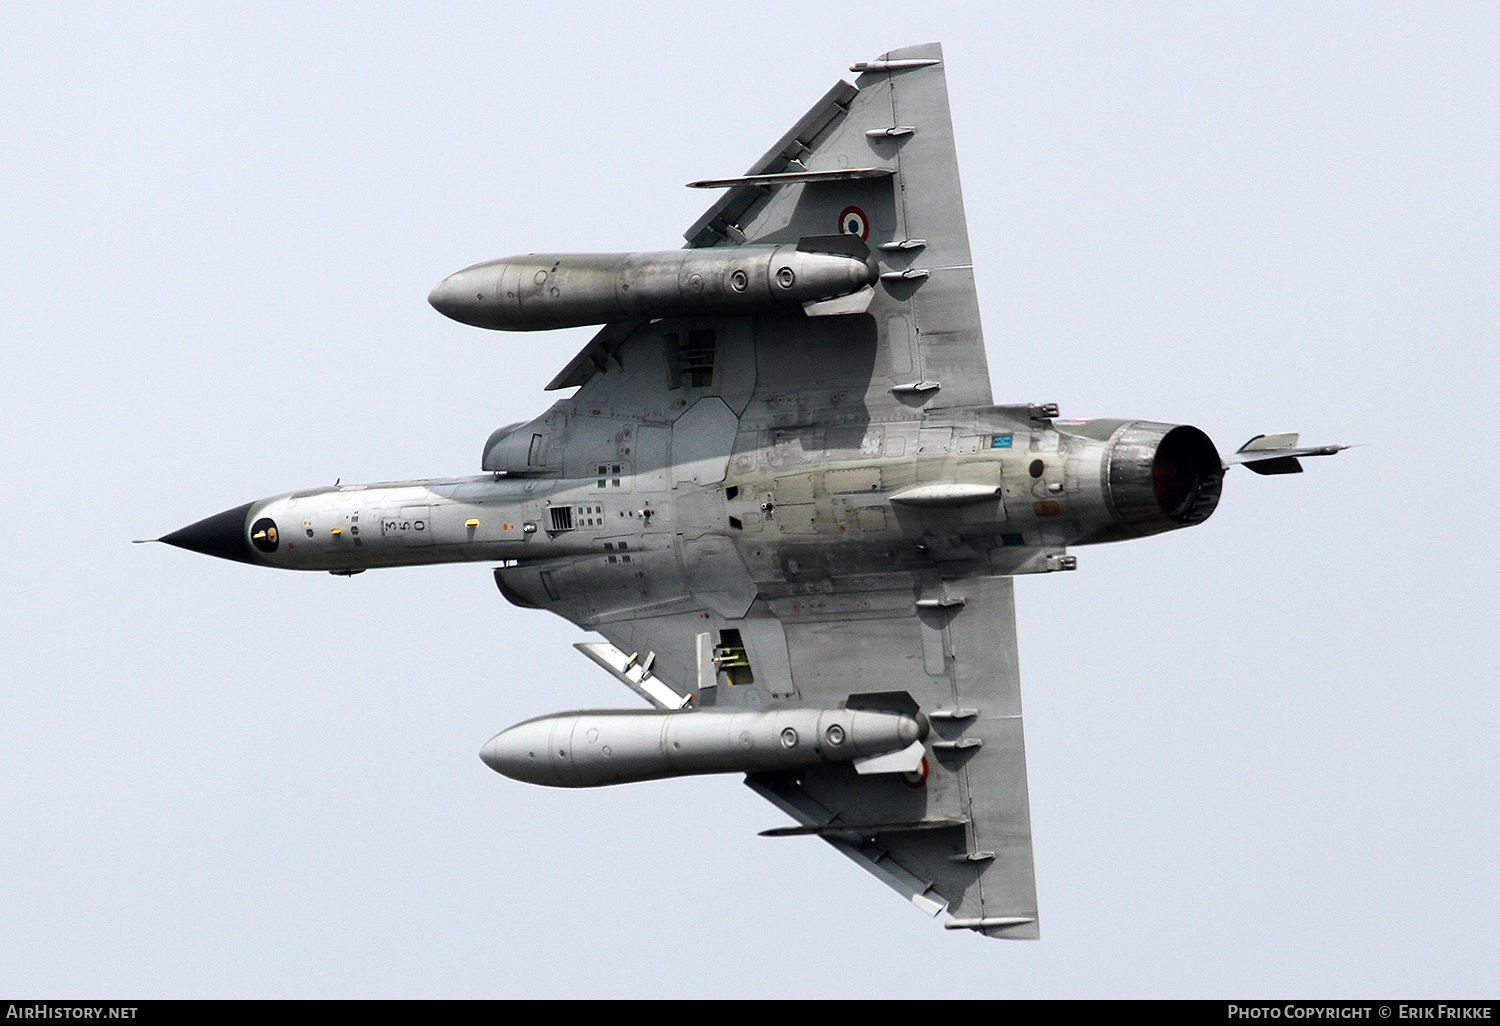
[153,44,1345,938]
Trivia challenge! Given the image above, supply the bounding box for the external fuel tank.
[428,236,878,331]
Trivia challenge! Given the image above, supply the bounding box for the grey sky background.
[2,1,1496,998]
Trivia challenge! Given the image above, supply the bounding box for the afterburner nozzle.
[1103,422,1223,538]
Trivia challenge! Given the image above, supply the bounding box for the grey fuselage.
[198,407,1222,627]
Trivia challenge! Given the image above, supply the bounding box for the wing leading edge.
[747,573,1038,938]
[552,41,993,413]
[578,576,1039,937]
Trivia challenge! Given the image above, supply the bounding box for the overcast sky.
[2,1,1496,998]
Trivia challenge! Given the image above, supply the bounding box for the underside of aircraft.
[156,42,1344,939]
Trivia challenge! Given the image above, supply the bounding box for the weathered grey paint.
[161,41,1343,941]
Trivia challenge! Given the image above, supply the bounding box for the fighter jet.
[153,43,1345,938]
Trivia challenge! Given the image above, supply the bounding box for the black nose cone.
[161,502,257,564]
